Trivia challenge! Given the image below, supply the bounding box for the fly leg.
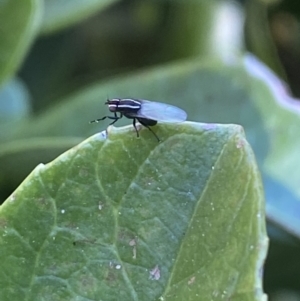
[132,118,140,138]
[138,119,160,142]
[90,112,122,125]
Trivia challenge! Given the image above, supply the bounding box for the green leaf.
[41,0,120,34]
[0,123,267,301]
[0,0,42,85]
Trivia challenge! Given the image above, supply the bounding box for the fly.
[90,98,187,142]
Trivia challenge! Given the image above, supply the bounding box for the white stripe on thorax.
[109,104,140,109]
[120,98,141,105]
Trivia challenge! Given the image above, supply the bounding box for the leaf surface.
[0,123,267,301]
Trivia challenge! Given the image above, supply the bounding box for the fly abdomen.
[136,118,157,126]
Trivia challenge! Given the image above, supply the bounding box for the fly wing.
[137,100,187,123]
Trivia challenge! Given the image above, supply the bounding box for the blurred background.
[1,0,300,299]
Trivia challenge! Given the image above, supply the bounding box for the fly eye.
[108,105,117,112]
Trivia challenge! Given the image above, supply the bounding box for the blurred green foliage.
[1,0,300,300]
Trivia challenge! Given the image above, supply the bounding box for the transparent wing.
[137,100,187,123]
